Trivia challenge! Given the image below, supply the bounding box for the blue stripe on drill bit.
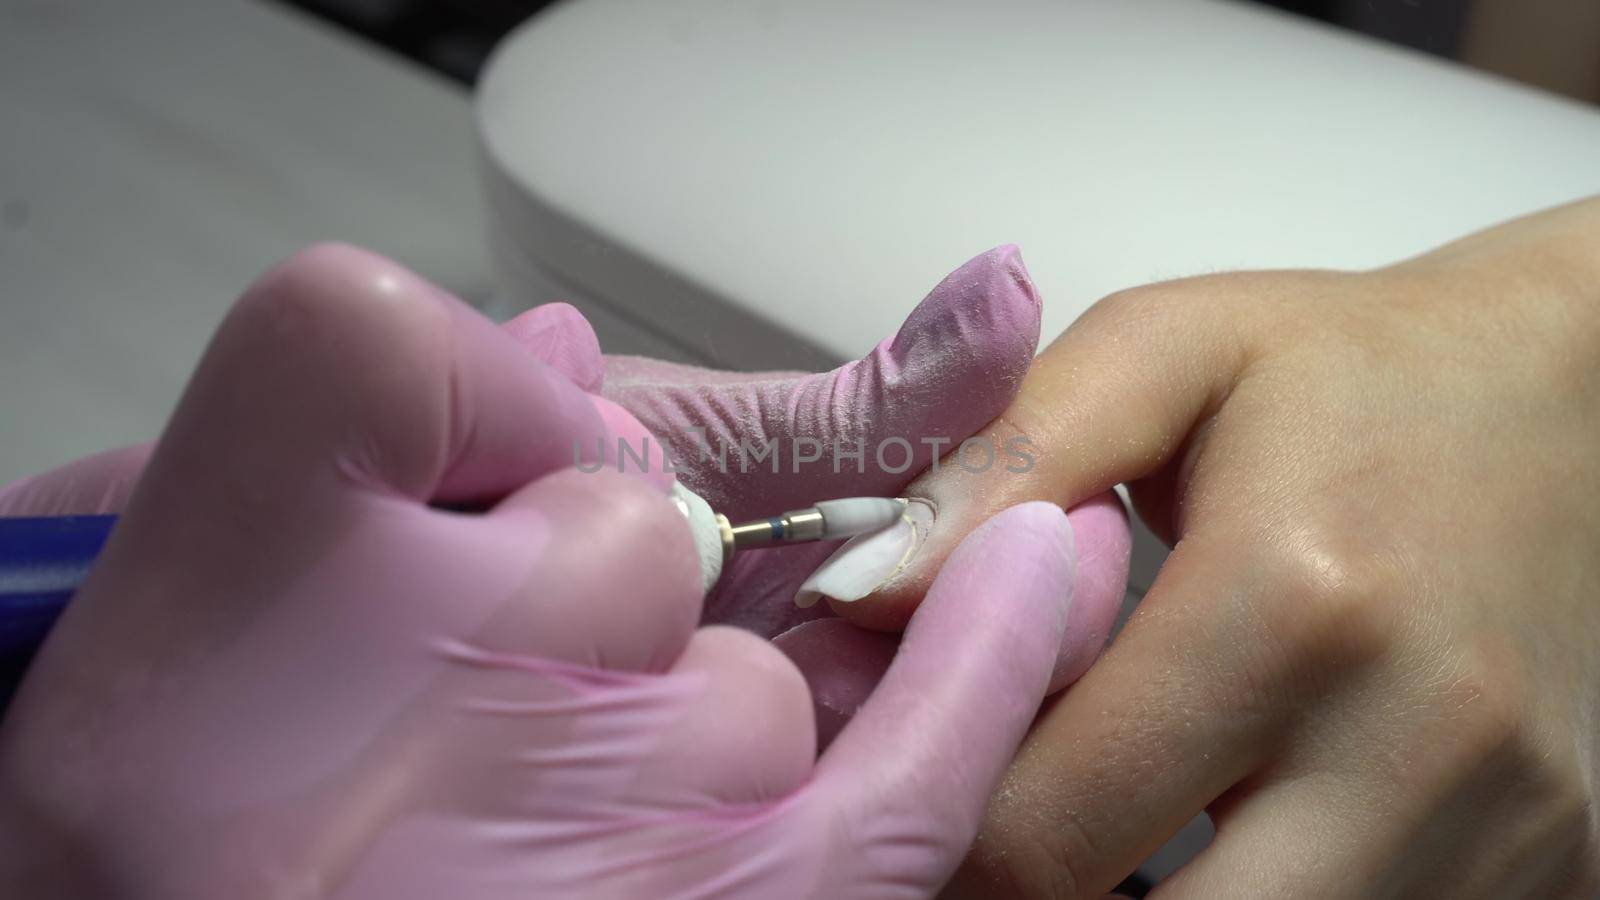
[768,517,785,539]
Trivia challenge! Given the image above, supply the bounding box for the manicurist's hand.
[839,198,1600,897]
[0,245,1085,898]
[5,247,1134,708]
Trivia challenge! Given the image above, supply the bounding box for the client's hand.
[844,198,1600,897]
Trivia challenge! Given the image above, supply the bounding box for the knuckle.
[502,470,701,668]
[1413,644,1593,829]
[1439,664,1527,761]
[1087,271,1294,333]
[553,466,668,525]
[1079,270,1353,360]
[1029,810,1100,900]
[178,243,459,494]
[956,790,1105,900]
[540,469,696,575]
[1086,282,1203,337]
[1420,634,1538,769]
[233,243,450,368]
[959,830,1085,900]
[585,470,691,538]
[1238,540,1398,707]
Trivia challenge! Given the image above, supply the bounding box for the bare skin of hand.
[837,197,1600,897]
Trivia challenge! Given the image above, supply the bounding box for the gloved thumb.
[601,246,1042,520]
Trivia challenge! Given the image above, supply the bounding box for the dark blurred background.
[278,0,1598,104]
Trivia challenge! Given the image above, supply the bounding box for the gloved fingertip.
[502,302,604,393]
[590,395,675,493]
[989,242,1041,308]
[910,500,1076,677]
[887,244,1042,373]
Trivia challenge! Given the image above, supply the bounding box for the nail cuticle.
[793,497,936,608]
[881,497,935,588]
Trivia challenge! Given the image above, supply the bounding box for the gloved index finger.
[807,502,1076,890]
[501,302,605,394]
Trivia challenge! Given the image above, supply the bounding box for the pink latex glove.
[0,244,1081,897]
[594,247,1129,644]
[0,246,1133,750]
[504,248,1131,735]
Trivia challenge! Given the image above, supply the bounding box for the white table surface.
[481,0,1600,371]
[0,0,491,484]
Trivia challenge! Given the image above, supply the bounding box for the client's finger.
[835,275,1263,632]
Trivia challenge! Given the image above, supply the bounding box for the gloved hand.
[497,249,1133,728]
[3,247,1128,652]
[0,244,1083,897]
[0,246,1134,753]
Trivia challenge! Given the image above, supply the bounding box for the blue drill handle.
[0,514,117,702]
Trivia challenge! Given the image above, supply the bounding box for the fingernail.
[794,499,935,608]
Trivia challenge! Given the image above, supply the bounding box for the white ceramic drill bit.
[672,486,907,592]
